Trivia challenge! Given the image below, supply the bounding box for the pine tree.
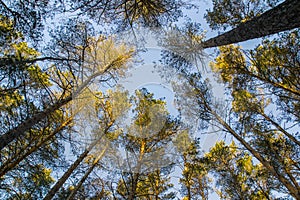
[202,0,300,48]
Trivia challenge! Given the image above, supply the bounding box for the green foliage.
[211,30,300,119]
[0,14,53,136]
[208,30,300,198]
[179,142,211,200]
[202,141,272,199]
[1,163,55,199]
[108,89,180,199]
[116,169,176,200]
[1,0,299,199]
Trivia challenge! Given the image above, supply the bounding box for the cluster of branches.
[0,0,300,199]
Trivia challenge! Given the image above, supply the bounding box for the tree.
[109,89,179,200]
[207,32,300,197]
[202,141,273,199]
[174,133,210,200]
[0,17,67,198]
[0,163,56,199]
[210,30,300,145]
[0,0,190,42]
[71,0,187,31]
[0,0,55,42]
[159,51,300,198]
[43,88,130,200]
[0,34,134,150]
[202,0,300,48]
[0,115,73,177]
[205,0,281,30]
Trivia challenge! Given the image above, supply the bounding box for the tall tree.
[109,89,179,200]
[202,0,300,48]
[210,30,300,144]
[159,51,300,198]
[174,133,210,200]
[0,34,134,151]
[43,88,130,200]
[204,141,273,199]
[0,17,67,197]
[205,0,281,30]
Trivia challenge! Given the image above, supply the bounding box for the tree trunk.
[66,144,109,200]
[187,184,191,200]
[0,117,73,177]
[260,112,300,147]
[43,135,104,200]
[189,78,300,198]
[43,119,115,200]
[127,173,139,200]
[127,140,146,200]
[0,71,102,151]
[206,101,300,199]
[202,0,300,48]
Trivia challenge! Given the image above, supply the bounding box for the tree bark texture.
[202,0,300,48]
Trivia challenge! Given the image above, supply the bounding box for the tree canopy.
[0,0,299,199]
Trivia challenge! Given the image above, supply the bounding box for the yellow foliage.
[210,45,246,83]
[232,90,255,112]
[83,36,134,77]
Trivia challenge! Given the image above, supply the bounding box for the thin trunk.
[187,184,191,200]
[209,107,300,199]
[128,173,139,200]
[66,144,109,200]
[43,119,115,200]
[0,71,102,151]
[260,112,300,147]
[198,176,207,200]
[202,0,300,48]
[128,140,146,200]
[190,79,300,198]
[43,135,103,200]
[153,170,160,200]
[0,117,73,177]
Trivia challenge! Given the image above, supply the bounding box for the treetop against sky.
[0,0,299,199]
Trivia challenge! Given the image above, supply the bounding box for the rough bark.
[202,0,300,48]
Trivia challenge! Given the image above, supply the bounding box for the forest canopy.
[0,0,299,199]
